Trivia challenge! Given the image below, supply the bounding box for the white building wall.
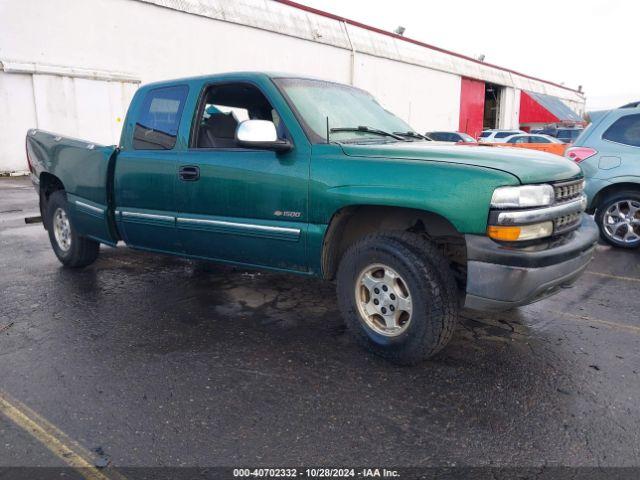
[355,54,461,131]
[0,73,38,173]
[0,0,585,173]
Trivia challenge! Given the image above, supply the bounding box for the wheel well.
[321,205,467,285]
[39,173,65,226]
[589,182,640,214]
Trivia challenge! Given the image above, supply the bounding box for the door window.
[530,136,551,143]
[133,85,188,150]
[602,114,640,147]
[494,131,516,139]
[192,83,284,149]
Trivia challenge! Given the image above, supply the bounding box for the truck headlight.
[490,185,555,208]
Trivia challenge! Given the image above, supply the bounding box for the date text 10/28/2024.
[233,468,400,478]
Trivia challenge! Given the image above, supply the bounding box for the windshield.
[274,78,415,143]
[459,133,476,142]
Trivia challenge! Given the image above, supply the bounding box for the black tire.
[594,190,640,249]
[45,190,100,267]
[336,232,459,365]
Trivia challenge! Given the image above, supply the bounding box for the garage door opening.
[483,82,502,129]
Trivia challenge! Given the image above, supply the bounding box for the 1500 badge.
[274,210,301,218]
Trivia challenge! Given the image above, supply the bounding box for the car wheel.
[595,191,640,249]
[336,232,459,365]
[46,191,100,267]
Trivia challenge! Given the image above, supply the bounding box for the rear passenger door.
[174,81,310,272]
[114,85,189,253]
[600,113,640,172]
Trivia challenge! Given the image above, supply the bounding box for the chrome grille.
[554,211,582,235]
[554,179,584,203]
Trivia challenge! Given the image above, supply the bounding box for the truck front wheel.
[46,191,100,267]
[336,232,459,365]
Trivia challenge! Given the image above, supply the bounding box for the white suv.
[478,129,526,143]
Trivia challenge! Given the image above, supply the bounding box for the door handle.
[179,165,200,181]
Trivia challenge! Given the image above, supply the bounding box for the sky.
[294,0,638,111]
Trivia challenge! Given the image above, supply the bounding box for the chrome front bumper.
[464,215,599,311]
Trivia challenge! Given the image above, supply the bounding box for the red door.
[459,78,485,139]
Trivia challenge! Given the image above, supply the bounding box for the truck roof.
[140,71,327,89]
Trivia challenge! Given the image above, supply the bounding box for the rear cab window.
[602,114,640,147]
[133,85,189,150]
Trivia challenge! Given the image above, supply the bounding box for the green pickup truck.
[26,72,598,364]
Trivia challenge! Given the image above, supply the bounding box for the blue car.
[566,104,640,248]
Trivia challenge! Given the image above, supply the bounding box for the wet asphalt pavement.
[1,176,639,469]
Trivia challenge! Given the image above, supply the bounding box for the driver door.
[174,81,310,272]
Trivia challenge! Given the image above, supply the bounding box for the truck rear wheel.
[595,190,640,249]
[46,191,100,267]
[336,232,459,365]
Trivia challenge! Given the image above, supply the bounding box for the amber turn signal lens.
[487,225,522,241]
[488,221,554,241]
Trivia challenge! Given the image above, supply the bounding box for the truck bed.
[26,129,119,245]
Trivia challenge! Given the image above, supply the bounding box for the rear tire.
[336,232,459,365]
[595,190,640,249]
[46,191,100,267]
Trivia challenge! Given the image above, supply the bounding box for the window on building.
[133,85,189,150]
[603,115,640,147]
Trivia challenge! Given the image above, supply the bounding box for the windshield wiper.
[393,131,430,140]
[330,126,409,141]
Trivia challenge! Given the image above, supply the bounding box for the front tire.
[595,191,640,249]
[46,191,100,267]
[336,232,459,365]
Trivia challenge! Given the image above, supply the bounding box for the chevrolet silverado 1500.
[25,72,599,364]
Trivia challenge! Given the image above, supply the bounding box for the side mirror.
[236,120,292,153]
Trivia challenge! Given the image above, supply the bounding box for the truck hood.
[340,141,582,184]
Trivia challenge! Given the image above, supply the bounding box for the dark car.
[540,127,584,144]
[426,131,477,143]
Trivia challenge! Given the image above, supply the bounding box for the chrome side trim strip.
[176,217,300,236]
[75,200,104,215]
[121,211,174,222]
[496,196,587,225]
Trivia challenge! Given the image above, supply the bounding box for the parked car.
[25,72,598,364]
[425,131,477,143]
[495,134,567,156]
[565,105,640,248]
[478,129,526,143]
[540,127,584,144]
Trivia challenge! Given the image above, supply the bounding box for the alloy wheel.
[355,263,413,337]
[53,208,72,252]
[603,200,640,245]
